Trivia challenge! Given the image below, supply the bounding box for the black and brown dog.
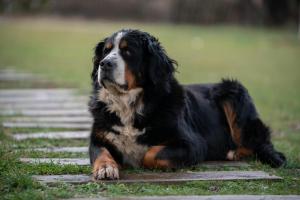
[89,29,286,180]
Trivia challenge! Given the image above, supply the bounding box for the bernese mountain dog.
[89,29,286,180]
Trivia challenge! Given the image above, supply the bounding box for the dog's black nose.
[100,60,113,70]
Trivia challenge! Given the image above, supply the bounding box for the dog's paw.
[93,162,119,180]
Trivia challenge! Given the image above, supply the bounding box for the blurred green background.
[1,17,299,130]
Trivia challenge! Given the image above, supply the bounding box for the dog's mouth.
[101,78,128,94]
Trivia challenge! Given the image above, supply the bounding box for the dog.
[89,29,286,180]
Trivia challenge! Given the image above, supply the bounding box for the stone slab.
[5,116,92,123]
[20,158,249,167]
[67,195,300,200]
[4,122,91,129]
[0,102,87,109]
[21,158,90,165]
[0,96,87,103]
[14,131,89,140]
[0,109,90,116]
[0,89,76,97]
[0,69,40,81]
[27,147,88,153]
[32,171,281,184]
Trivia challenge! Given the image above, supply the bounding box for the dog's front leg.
[142,146,172,169]
[90,143,119,180]
[143,143,207,169]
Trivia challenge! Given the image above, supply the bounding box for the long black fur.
[89,29,286,169]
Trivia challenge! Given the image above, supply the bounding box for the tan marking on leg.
[120,40,128,49]
[235,147,253,159]
[125,65,137,90]
[223,102,241,145]
[143,146,172,169]
[93,148,119,180]
[227,147,253,161]
[223,102,253,160]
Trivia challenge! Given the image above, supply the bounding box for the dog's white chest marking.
[105,126,148,167]
[98,88,149,167]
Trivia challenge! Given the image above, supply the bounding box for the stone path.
[0,97,87,104]
[33,171,281,184]
[0,102,88,109]
[0,88,76,96]
[0,109,89,116]
[1,69,296,199]
[5,116,92,123]
[25,147,88,153]
[13,131,89,140]
[5,122,91,129]
[0,69,43,82]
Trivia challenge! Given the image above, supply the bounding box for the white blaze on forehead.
[97,66,101,84]
[98,31,126,86]
[113,32,126,85]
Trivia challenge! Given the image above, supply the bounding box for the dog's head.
[92,29,176,93]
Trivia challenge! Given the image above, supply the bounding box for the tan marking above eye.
[143,145,172,169]
[105,42,113,49]
[120,40,128,49]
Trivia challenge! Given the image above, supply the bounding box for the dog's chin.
[101,79,128,94]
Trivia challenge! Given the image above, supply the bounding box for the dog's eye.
[122,48,131,56]
[125,50,131,56]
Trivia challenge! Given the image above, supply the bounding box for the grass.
[0,17,300,199]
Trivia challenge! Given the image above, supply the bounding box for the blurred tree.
[264,0,289,25]
[0,0,48,14]
[0,0,298,27]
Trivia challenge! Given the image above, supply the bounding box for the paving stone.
[197,161,250,167]
[28,147,88,153]
[0,69,40,81]
[0,102,87,109]
[0,96,87,103]
[14,131,89,140]
[32,171,281,184]
[21,158,90,165]
[0,109,90,116]
[20,158,249,167]
[0,69,59,88]
[19,158,90,165]
[0,89,76,97]
[6,116,92,123]
[4,122,91,129]
[67,195,300,200]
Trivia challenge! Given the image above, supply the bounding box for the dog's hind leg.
[215,79,286,167]
[242,118,286,167]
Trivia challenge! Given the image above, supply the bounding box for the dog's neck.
[98,87,144,125]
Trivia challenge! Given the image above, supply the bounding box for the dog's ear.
[91,39,106,82]
[145,35,177,92]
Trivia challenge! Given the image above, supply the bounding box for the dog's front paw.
[93,162,119,180]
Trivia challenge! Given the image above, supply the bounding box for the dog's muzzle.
[99,58,116,83]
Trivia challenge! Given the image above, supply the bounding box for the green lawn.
[0,18,299,199]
